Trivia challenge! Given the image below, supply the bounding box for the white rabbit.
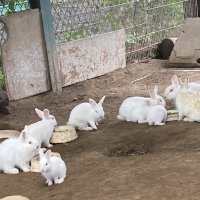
[27,108,57,148]
[67,96,105,131]
[117,86,165,121]
[175,77,200,122]
[146,103,167,126]
[0,126,39,174]
[164,74,200,103]
[39,149,67,186]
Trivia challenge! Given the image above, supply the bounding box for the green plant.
[0,67,5,88]
[0,0,29,16]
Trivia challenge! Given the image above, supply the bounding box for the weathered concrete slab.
[51,125,78,144]
[0,130,20,139]
[57,30,126,87]
[1,9,51,100]
[0,196,29,200]
[169,18,200,68]
[167,110,179,121]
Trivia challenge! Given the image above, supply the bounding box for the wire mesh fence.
[51,0,198,65]
[0,0,30,16]
[0,0,30,47]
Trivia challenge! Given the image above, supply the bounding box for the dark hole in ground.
[106,143,149,157]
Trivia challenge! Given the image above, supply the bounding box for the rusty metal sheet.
[57,30,126,87]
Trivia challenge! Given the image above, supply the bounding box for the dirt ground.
[1,59,200,200]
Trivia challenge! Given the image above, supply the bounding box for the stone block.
[0,196,29,200]
[50,125,78,144]
[167,110,179,121]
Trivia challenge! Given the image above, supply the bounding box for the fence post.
[198,0,200,17]
[29,0,62,92]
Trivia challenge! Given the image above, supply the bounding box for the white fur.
[176,83,200,122]
[39,149,67,186]
[164,75,200,103]
[147,105,167,126]
[27,108,57,148]
[117,86,165,121]
[67,96,105,131]
[0,127,39,174]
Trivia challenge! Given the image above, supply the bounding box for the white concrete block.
[50,125,78,144]
[0,196,29,200]
[0,130,20,139]
[167,110,179,121]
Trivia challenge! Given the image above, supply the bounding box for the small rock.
[50,125,78,144]
[31,152,61,173]
[0,196,29,200]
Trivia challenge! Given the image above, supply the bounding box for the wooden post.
[29,0,62,92]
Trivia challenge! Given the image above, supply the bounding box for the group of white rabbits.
[67,74,200,131]
[0,108,66,186]
[1,74,200,186]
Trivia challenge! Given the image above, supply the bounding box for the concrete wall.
[1,9,51,100]
[169,18,200,67]
[57,30,126,87]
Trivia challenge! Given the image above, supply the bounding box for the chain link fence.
[51,0,198,65]
[0,0,30,88]
[0,0,30,46]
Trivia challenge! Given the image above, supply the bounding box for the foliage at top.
[0,0,29,16]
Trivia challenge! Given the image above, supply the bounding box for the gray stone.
[169,18,200,67]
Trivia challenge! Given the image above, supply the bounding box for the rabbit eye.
[170,89,173,92]
[46,163,48,166]
[28,141,32,144]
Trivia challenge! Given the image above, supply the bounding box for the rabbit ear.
[43,109,49,118]
[19,130,27,142]
[154,85,158,95]
[184,77,189,86]
[98,96,105,107]
[146,99,151,106]
[171,75,179,85]
[89,98,97,106]
[35,108,44,119]
[39,149,45,159]
[45,150,52,161]
[24,125,29,133]
[149,89,156,99]
[186,77,190,84]
[178,78,184,86]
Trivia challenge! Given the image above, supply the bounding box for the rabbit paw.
[22,167,30,172]
[46,180,53,186]
[6,168,19,174]
[57,178,64,184]
[183,117,194,122]
[78,126,93,131]
[154,122,165,126]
